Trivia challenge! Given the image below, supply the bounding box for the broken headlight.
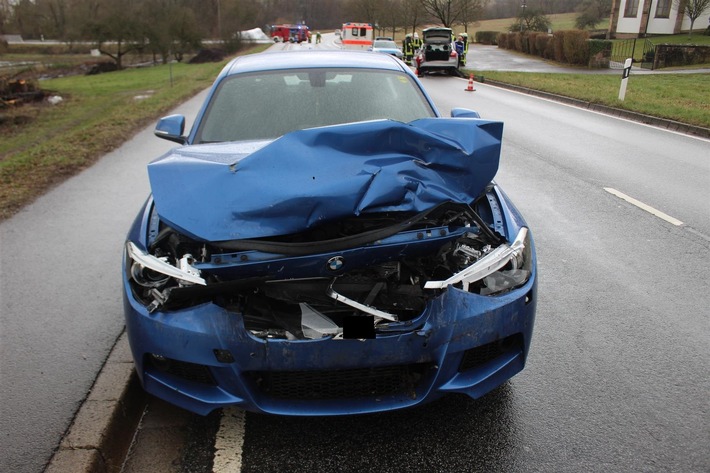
[424,227,532,295]
[125,241,206,312]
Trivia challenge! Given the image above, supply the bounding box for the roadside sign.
[618,58,632,101]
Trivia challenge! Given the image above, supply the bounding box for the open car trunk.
[422,29,453,62]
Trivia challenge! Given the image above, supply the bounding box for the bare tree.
[574,0,611,29]
[509,8,552,31]
[457,0,487,32]
[673,0,710,36]
[344,0,380,23]
[0,0,9,35]
[377,0,402,38]
[220,0,260,51]
[419,0,463,27]
[139,1,202,63]
[399,0,428,35]
[85,0,144,68]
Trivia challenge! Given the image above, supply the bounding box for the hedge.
[475,31,499,45]
[497,29,611,68]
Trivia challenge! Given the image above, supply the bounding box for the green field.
[468,13,608,34]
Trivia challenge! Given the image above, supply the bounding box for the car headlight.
[126,241,206,286]
[125,241,206,312]
[424,227,532,295]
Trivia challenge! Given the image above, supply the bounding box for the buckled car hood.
[148,118,503,242]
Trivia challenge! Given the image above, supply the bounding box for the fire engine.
[340,22,373,50]
[271,24,310,43]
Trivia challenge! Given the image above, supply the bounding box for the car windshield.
[373,40,398,49]
[195,68,435,143]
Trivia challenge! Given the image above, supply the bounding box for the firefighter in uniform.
[403,34,413,65]
[460,33,469,67]
[411,32,422,56]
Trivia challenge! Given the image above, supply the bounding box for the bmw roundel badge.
[327,256,344,271]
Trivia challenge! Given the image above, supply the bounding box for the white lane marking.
[604,187,683,226]
[213,407,246,473]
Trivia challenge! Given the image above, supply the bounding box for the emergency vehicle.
[271,24,309,43]
[340,22,374,50]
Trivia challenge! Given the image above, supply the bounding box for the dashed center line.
[604,187,683,226]
[213,407,246,473]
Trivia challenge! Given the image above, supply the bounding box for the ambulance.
[340,22,374,50]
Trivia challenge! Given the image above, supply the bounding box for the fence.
[610,39,655,70]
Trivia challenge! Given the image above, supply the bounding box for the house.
[608,0,710,37]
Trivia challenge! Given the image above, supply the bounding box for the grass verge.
[467,70,710,129]
[0,43,269,221]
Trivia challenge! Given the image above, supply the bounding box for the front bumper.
[123,271,536,416]
[418,59,458,72]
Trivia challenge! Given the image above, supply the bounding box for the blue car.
[123,50,537,416]
[371,39,404,60]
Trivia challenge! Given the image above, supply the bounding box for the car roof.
[220,50,409,77]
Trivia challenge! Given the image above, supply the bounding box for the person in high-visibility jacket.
[460,33,469,67]
[455,35,465,68]
[403,34,413,65]
[411,32,422,55]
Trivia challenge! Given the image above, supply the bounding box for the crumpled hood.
[148,118,503,242]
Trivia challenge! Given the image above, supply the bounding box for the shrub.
[528,32,542,56]
[588,39,612,68]
[552,31,566,62]
[562,30,591,65]
[475,31,499,45]
[537,34,554,59]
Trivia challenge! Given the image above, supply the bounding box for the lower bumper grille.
[459,333,523,372]
[245,363,433,400]
[145,354,217,386]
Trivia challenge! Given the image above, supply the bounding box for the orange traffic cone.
[465,74,476,92]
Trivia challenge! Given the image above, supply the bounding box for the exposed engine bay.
[126,199,531,340]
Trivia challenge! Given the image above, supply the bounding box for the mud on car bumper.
[123,272,536,416]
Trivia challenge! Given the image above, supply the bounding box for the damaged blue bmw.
[122,50,537,416]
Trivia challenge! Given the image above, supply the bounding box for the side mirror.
[154,114,186,144]
[450,108,481,118]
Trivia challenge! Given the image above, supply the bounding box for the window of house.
[624,0,640,17]
[655,0,671,18]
